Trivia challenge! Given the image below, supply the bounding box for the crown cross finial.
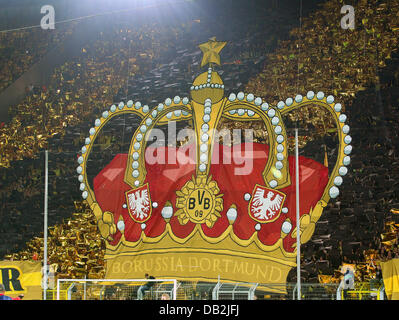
[199,37,227,68]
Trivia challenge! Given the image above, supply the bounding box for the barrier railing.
[338,282,385,300]
[49,280,385,300]
[56,278,178,300]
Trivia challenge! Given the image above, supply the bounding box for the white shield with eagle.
[249,185,286,223]
[125,183,152,223]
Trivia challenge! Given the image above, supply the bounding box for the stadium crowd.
[0,0,296,278]
[0,0,398,287]
[0,26,76,93]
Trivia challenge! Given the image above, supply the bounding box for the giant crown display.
[76,39,352,287]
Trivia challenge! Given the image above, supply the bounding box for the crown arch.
[276,92,352,204]
[222,95,291,189]
[76,102,153,240]
[124,99,193,188]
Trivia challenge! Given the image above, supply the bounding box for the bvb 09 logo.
[187,188,214,222]
[175,176,224,228]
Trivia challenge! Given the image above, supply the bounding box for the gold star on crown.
[198,37,227,67]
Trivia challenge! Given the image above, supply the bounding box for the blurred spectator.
[342,269,355,299]
[161,293,170,300]
[137,273,155,300]
[0,283,12,300]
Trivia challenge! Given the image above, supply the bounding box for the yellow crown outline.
[76,39,352,283]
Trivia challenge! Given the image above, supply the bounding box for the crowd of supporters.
[0,26,76,93]
[0,0,294,268]
[0,0,398,286]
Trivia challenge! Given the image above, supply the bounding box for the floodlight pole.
[295,129,301,300]
[43,150,49,300]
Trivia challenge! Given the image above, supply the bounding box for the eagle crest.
[127,188,150,220]
[250,187,284,221]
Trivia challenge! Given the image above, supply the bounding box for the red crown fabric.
[93,142,328,253]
